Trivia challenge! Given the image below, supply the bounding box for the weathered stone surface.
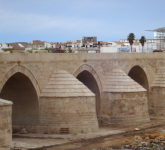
[101,69,149,123]
[20,128,27,134]
[39,96,98,134]
[40,70,95,97]
[150,67,165,117]
[101,91,150,123]
[0,99,13,146]
[151,67,165,87]
[39,70,98,134]
[103,69,146,92]
[0,53,164,134]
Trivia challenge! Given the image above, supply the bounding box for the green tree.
[127,33,135,52]
[139,35,146,52]
[68,47,73,53]
[44,47,52,53]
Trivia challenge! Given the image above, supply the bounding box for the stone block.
[0,99,13,147]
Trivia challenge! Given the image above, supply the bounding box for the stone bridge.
[0,53,164,135]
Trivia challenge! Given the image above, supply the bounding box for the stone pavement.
[5,120,165,149]
[12,128,124,149]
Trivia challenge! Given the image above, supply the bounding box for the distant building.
[27,40,55,51]
[0,44,2,52]
[119,39,139,42]
[72,40,82,49]
[1,42,28,51]
[8,42,28,50]
[100,41,139,53]
[27,42,45,50]
[33,40,46,44]
[82,37,97,43]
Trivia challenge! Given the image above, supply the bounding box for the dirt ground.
[51,127,165,150]
[11,120,165,150]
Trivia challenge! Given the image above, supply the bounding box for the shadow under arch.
[73,64,102,116]
[0,65,41,97]
[0,65,40,131]
[128,65,150,110]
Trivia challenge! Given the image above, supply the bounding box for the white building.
[72,40,82,49]
[100,41,139,53]
[139,42,157,52]
[0,44,2,52]
[1,42,13,50]
[45,42,55,49]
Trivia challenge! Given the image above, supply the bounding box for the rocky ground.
[46,122,165,150]
[105,133,165,150]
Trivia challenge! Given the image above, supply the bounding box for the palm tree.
[139,35,146,52]
[127,33,135,52]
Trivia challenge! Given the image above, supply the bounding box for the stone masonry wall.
[39,96,98,134]
[0,53,160,94]
[0,100,12,147]
[101,91,150,123]
[150,87,165,116]
[0,53,165,128]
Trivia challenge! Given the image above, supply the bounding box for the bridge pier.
[38,70,99,134]
[100,69,150,124]
[0,99,13,147]
[150,67,165,119]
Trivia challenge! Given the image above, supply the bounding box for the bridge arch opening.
[128,66,149,91]
[0,72,39,131]
[76,70,101,116]
[128,66,150,108]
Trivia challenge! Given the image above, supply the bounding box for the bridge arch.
[0,65,41,97]
[73,64,103,90]
[73,64,102,115]
[128,65,149,91]
[0,65,40,130]
[128,65,150,110]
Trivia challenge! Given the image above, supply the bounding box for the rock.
[123,140,131,144]
[138,142,142,147]
[154,137,160,143]
[134,136,142,142]
[141,142,148,147]
[131,140,139,146]
[144,136,150,143]
[20,128,27,134]
[158,136,164,140]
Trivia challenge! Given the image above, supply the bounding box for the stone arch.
[128,65,150,111]
[0,65,40,131]
[73,64,103,91]
[73,64,102,115]
[128,65,149,91]
[0,65,41,97]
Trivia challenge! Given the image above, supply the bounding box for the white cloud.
[0,9,104,34]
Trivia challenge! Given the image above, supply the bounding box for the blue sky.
[0,0,165,43]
